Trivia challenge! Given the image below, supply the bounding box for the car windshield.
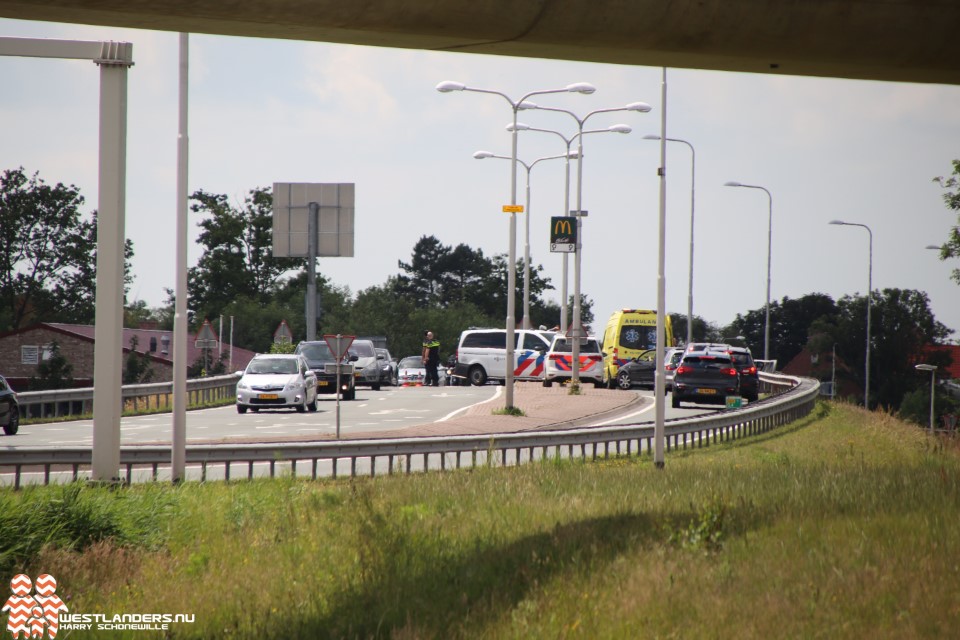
[297,343,335,362]
[349,342,377,358]
[247,358,298,375]
[398,357,423,369]
[550,338,600,353]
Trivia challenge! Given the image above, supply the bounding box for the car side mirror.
[349,354,359,362]
[235,370,244,376]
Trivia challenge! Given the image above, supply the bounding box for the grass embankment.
[2,402,959,638]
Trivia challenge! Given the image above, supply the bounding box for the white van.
[452,328,556,386]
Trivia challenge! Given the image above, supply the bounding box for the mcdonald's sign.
[550,216,577,253]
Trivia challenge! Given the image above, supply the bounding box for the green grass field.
[2,401,958,639]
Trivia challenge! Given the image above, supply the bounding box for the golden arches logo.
[553,219,573,235]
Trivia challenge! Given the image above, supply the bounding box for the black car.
[727,346,759,401]
[0,375,20,435]
[294,341,357,400]
[614,349,660,390]
[671,351,740,409]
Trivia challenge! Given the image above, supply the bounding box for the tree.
[123,335,156,384]
[0,168,133,331]
[932,159,960,285]
[187,187,300,321]
[725,293,839,367]
[670,314,723,346]
[833,288,952,409]
[28,341,73,390]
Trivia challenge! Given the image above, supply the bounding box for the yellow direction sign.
[502,204,524,213]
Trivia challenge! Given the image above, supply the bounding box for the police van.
[452,328,557,386]
[600,309,675,388]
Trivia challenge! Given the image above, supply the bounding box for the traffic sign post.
[323,334,355,438]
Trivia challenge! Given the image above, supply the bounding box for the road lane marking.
[436,386,502,422]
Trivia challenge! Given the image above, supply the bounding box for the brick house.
[0,322,257,391]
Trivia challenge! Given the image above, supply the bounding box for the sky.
[2,19,959,345]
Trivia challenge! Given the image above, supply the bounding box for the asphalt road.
[5,384,720,449]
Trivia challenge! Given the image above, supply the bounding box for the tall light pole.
[829,220,873,408]
[528,101,651,386]
[725,181,773,361]
[645,134,695,346]
[915,363,938,435]
[473,149,576,329]
[437,80,596,409]
[507,122,632,332]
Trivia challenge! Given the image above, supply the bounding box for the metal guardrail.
[0,373,819,488]
[15,374,241,419]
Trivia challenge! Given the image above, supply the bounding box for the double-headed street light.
[437,80,596,409]
[724,181,773,361]
[525,101,651,386]
[507,122,632,332]
[474,149,578,329]
[915,363,938,434]
[829,220,873,408]
[646,134,695,346]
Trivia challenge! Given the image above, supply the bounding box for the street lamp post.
[645,134,695,346]
[437,80,596,409]
[915,363,938,435]
[473,149,576,329]
[528,101,651,386]
[508,122,631,333]
[829,220,873,408]
[724,181,773,361]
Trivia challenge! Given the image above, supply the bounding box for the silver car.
[236,354,318,414]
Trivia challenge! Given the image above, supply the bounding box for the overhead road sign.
[272,182,355,258]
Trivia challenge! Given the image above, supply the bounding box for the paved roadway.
[5,384,722,449]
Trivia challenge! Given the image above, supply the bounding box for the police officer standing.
[422,330,441,386]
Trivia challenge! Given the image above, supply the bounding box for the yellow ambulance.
[600,309,675,388]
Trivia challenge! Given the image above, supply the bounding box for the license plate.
[317,381,329,387]
[697,388,717,395]
[258,393,279,400]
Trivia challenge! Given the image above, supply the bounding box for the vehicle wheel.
[593,380,604,389]
[296,398,307,413]
[372,382,381,391]
[343,387,355,401]
[543,379,552,388]
[747,392,759,402]
[391,373,398,387]
[671,395,681,409]
[251,407,260,413]
[616,370,632,390]
[237,405,247,414]
[2,407,19,435]
[468,366,488,386]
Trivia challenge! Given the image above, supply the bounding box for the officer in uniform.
[422,331,441,386]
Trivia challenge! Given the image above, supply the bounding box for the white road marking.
[436,386,502,422]
[596,401,656,425]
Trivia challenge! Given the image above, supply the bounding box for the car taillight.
[721,367,738,376]
[745,366,757,375]
[676,365,692,375]
[665,363,676,371]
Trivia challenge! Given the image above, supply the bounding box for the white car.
[543,336,605,388]
[397,356,426,386]
[236,354,318,414]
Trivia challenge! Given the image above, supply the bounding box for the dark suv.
[294,341,357,400]
[671,351,740,409]
[726,346,759,401]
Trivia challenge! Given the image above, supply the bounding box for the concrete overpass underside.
[0,1,956,85]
